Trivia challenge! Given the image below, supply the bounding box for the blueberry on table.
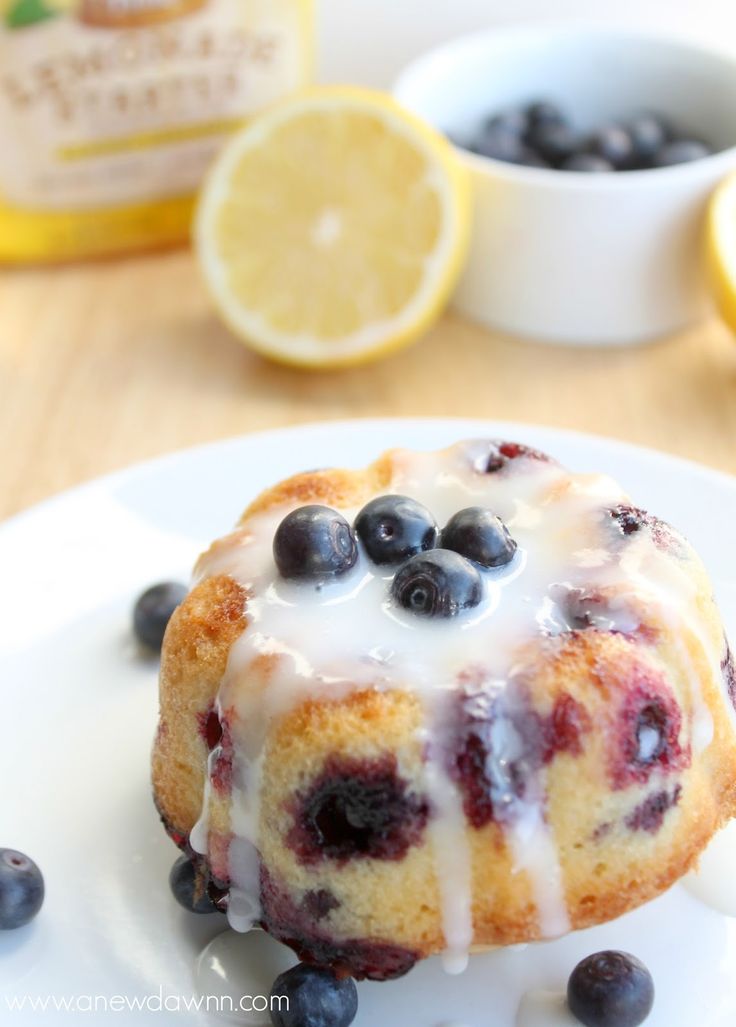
[0,849,44,930]
[133,581,187,652]
[354,495,438,566]
[588,125,635,169]
[169,855,217,915]
[274,506,358,581]
[562,153,615,173]
[567,950,654,1027]
[628,114,669,164]
[392,549,482,618]
[270,963,358,1027]
[442,507,517,568]
[654,139,712,166]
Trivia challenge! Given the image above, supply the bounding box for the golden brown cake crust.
[153,442,736,977]
[153,574,247,841]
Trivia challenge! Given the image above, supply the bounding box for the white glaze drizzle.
[188,755,212,856]
[419,696,474,975]
[189,693,223,855]
[191,440,722,966]
[507,798,570,940]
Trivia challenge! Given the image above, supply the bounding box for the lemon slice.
[708,171,736,332]
[195,86,471,369]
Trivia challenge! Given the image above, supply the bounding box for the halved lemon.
[708,171,736,332]
[195,86,471,369]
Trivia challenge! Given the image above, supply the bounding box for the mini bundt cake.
[152,439,736,980]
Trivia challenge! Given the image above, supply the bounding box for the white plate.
[2,418,736,1027]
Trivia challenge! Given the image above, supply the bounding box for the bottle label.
[0,0,312,210]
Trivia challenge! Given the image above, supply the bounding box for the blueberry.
[634,702,669,765]
[588,125,635,169]
[354,495,438,566]
[562,153,614,173]
[0,849,44,930]
[471,122,553,167]
[526,100,566,130]
[628,114,669,164]
[526,122,578,165]
[567,950,654,1027]
[133,581,187,652]
[169,855,217,914]
[515,148,552,169]
[475,440,551,473]
[442,507,517,568]
[653,139,712,166]
[474,124,528,163]
[486,106,529,136]
[270,963,358,1027]
[609,504,647,536]
[274,506,358,581]
[291,753,428,863]
[391,550,482,618]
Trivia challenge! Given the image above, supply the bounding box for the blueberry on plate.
[567,950,654,1027]
[442,507,517,568]
[588,125,635,169]
[169,855,217,915]
[627,114,669,164]
[274,506,358,581]
[392,549,482,618]
[653,139,712,166]
[0,849,44,930]
[133,581,188,652]
[562,153,614,173]
[270,963,358,1027]
[354,495,438,566]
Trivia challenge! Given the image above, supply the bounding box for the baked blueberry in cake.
[152,440,736,980]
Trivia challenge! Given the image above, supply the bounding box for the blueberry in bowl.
[393,27,736,344]
[457,98,714,173]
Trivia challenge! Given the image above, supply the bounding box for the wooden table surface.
[2,247,736,522]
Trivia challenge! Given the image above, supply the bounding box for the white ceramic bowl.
[394,26,736,345]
